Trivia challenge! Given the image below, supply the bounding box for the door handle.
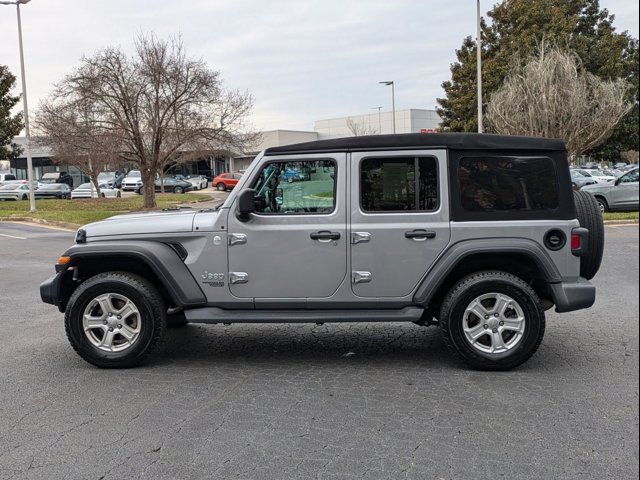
[404,229,436,240]
[310,230,341,241]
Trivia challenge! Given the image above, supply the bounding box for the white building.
[314,109,440,139]
[232,129,318,171]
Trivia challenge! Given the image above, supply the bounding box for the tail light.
[571,228,589,256]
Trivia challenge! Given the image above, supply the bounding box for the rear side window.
[458,156,559,213]
[361,157,439,212]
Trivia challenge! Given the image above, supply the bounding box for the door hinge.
[229,272,249,284]
[228,233,247,246]
[351,231,372,245]
[352,271,372,284]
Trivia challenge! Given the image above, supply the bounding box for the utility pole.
[476,0,484,134]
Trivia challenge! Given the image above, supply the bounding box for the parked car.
[34,183,72,200]
[71,183,121,199]
[570,169,597,189]
[0,182,30,201]
[135,176,193,194]
[97,171,125,189]
[41,133,603,370]
[0,172,17,186]
[121,170,143,191]
[614,162,628,170]
[582,168,639,212]
[38,171,74,188]
[212,172,242,191]
[184,175,208,190]
[582,169,615,184]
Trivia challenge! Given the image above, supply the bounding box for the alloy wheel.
[462,293,526,355]
[82,293,142,353]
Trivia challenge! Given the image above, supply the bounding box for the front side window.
[252,159,336,214]
[458,156,559,212]
[620,170,639,183]
[360,157,439,212]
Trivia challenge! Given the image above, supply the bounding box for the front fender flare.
[412,238,562,307]
[62,241,207,307]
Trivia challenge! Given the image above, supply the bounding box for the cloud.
[1,0,637,132]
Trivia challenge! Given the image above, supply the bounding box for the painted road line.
[0,233,27,240]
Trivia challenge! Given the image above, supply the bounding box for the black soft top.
[264,133,566,155]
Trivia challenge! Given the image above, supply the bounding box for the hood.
[82,209,199,238]
[581,183,611,193]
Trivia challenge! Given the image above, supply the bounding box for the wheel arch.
[413,239,563,313]
[55,241,207,312]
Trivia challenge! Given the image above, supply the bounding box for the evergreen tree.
[0,65,23,160]
[437,0,638,157]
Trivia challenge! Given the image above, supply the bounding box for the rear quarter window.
[458,156,559,213]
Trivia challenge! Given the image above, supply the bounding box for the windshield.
[98,172,114,180]
[126,171,141,178]
[76,183,92,189]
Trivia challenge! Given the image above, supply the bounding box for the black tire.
[594,195,609,213]
[64,272,166,368]
[573,190,605,280]
[439,271,545,371]
[173,186,184,194]
[217,182,226,191]
[21,194,28,201]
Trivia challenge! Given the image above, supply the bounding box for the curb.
[603,219,639,225]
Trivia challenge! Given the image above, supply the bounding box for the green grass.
[603,211,639,221]
[0,193,210,226]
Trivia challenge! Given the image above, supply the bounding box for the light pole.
[1,0,35,212]
[476,0,483,134]
[371,106,382,134]
[379,81,396,134]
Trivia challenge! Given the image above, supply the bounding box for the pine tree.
[0,65,24,161]
[437,0,638,158]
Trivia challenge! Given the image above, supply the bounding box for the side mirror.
[236,188,255,222]
[615,177,622,186]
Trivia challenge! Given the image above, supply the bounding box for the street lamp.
[1,0,36,212]
[379,81,396,134]
[371,106,382,134]
[476,0,483,134]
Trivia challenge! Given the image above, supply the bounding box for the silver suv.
[40,134,604,370]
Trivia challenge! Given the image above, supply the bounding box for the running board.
[184,306,424,324]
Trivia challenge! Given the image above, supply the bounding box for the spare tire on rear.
[573,190,605,280]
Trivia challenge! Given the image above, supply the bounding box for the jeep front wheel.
[439,271,545,371]
[64,272,166,368]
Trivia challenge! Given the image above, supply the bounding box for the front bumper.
[40,272,62,308]
[550,278,596,313]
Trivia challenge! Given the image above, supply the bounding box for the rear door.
[350,150,450,298]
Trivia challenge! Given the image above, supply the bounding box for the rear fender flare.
[412,238,562,307]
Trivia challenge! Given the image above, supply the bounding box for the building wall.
[314,109,441,139]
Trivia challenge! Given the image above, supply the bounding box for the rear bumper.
[550,278,596,313]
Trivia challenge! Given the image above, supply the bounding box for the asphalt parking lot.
[0,222,638,480]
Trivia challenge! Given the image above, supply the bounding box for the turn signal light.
[57,256,71,265]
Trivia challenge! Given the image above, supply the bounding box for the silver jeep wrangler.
[40,134,604,370]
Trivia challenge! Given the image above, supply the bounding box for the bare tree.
[486,46,633,159]
[36,97,123,196]
[42,34,255,207]
[346,117,378,136]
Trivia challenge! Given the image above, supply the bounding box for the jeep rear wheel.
[439,271,545,371]
[573,190,605,280]
[65,272,166,368]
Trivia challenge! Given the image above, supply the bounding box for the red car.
[212,172,242,191]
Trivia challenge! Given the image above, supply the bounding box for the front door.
[350,150,451,298]
[610,169,639,209]
[227,153,347,299]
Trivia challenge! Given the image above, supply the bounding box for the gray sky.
[1,0,638,132]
